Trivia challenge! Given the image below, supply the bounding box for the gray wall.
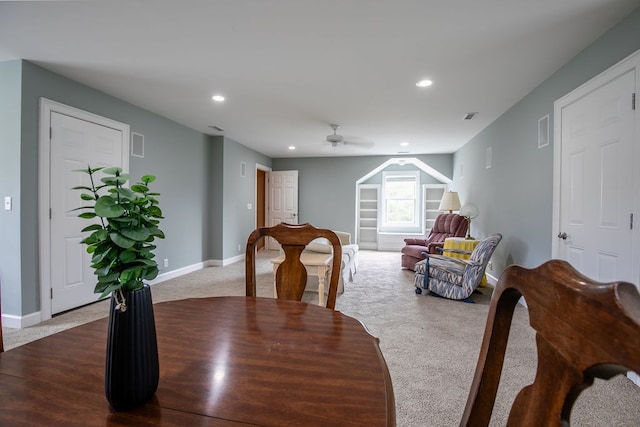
[453,7,640,276]
[1,61,232,317]
[273,154,453,237]
[221,136,272,260]
[0,61,23,317]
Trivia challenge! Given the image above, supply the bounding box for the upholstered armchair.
[401,213,468,270]
[413,234,502,302]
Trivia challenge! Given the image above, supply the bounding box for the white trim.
[2,311,42,329]
[380,170,420,231]
[255,163,272,229]
[354,157,451,244]
[38,98,130,322]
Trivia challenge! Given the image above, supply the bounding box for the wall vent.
[463,112,478,120]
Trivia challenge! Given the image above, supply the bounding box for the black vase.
[105,284,159,411]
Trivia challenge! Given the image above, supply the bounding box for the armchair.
[414,234,502,301]
[401,213,468,270]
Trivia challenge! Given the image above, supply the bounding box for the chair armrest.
[427,242,444,254]
[427,254,473,266]
[405,238,428,246]
[442,248,473,256]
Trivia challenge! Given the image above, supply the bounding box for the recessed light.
[288,146,296,150]
[400,142,409,147]
[212,95,225,102]
[416,79,433,88]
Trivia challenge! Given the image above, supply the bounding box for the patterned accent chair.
[414,234,502,301]
[401,213,468,270]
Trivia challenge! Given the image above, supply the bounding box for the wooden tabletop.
[0,296,395,426]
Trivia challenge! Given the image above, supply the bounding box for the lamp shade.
[438,191,461,213]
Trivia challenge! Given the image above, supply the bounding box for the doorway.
[39,99,130,320]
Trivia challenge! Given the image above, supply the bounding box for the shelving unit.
[423,184,446,235]
[357,184,379,249]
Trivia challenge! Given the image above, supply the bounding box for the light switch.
[4,196,11,211]
[247,203,253,210]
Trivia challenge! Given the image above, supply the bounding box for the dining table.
[0,296,395,426]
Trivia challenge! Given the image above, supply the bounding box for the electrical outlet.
[238,244,242,252]
[164,258,169,268]
[487,261,493,271]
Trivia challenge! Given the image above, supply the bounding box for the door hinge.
[633,93,636,110]
[631,213,634,230]
[49,208,52,219]
[50,126,52,139]
[50,288,53,299]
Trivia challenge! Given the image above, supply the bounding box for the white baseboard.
[2,310,42,329]
[148,261,206,285]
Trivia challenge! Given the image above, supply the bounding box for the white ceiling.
[1,1,639,158]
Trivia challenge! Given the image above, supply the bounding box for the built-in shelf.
[357,185,380,249]
[423,184,446,235]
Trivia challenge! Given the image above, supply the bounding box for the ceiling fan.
[324,124,374,149]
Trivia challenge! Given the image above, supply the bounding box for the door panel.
[267,170,298,249]
[50,112,125,314]
[558,69,634,282]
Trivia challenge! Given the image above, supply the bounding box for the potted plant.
[74,166,165,411]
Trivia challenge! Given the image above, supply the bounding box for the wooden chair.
[245,223,343,309]
[461,259,640,426]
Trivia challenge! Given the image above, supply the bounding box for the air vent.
[463,112,478,120]
[208,125,224,132]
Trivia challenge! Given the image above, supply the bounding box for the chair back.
[245,223,343,309]
[428,213,468,243]
[461,259,640,426]
[468,234,502,265]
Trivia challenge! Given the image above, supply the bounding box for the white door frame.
[552,49,640,282]
[38,98,130,321]
[255,163,272,229]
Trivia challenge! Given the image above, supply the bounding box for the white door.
[556,69,635,283]
[49,112,126,314]
[267,170,298,249]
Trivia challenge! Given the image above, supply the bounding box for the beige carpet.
[3,250,640,426]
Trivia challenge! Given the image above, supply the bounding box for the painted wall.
[2,61,220,317]
[453,7,640,276]
[272,154,453,237]
[221,136,272,260]
[0,60,23,316]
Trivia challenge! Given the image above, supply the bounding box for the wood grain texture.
[0,296,395,426]
[460,260,640,427]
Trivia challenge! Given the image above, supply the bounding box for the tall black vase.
[105,284,159,411]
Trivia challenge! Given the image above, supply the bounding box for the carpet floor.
[3,250,639,426]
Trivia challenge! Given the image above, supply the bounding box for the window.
[381,171,420,230]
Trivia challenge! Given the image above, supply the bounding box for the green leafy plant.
[73,166,165,304]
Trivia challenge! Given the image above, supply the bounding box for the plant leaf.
[120,227,150,242]
[110,232,135,248]
[95,196,125,218]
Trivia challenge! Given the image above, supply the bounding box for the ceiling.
[1,1,639,158]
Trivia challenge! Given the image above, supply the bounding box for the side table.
[443,237,486,286]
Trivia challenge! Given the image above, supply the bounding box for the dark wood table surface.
[0,296,395,426]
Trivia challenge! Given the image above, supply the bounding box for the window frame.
[380,170,420,231]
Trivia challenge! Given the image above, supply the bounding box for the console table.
[271,252,333,305]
